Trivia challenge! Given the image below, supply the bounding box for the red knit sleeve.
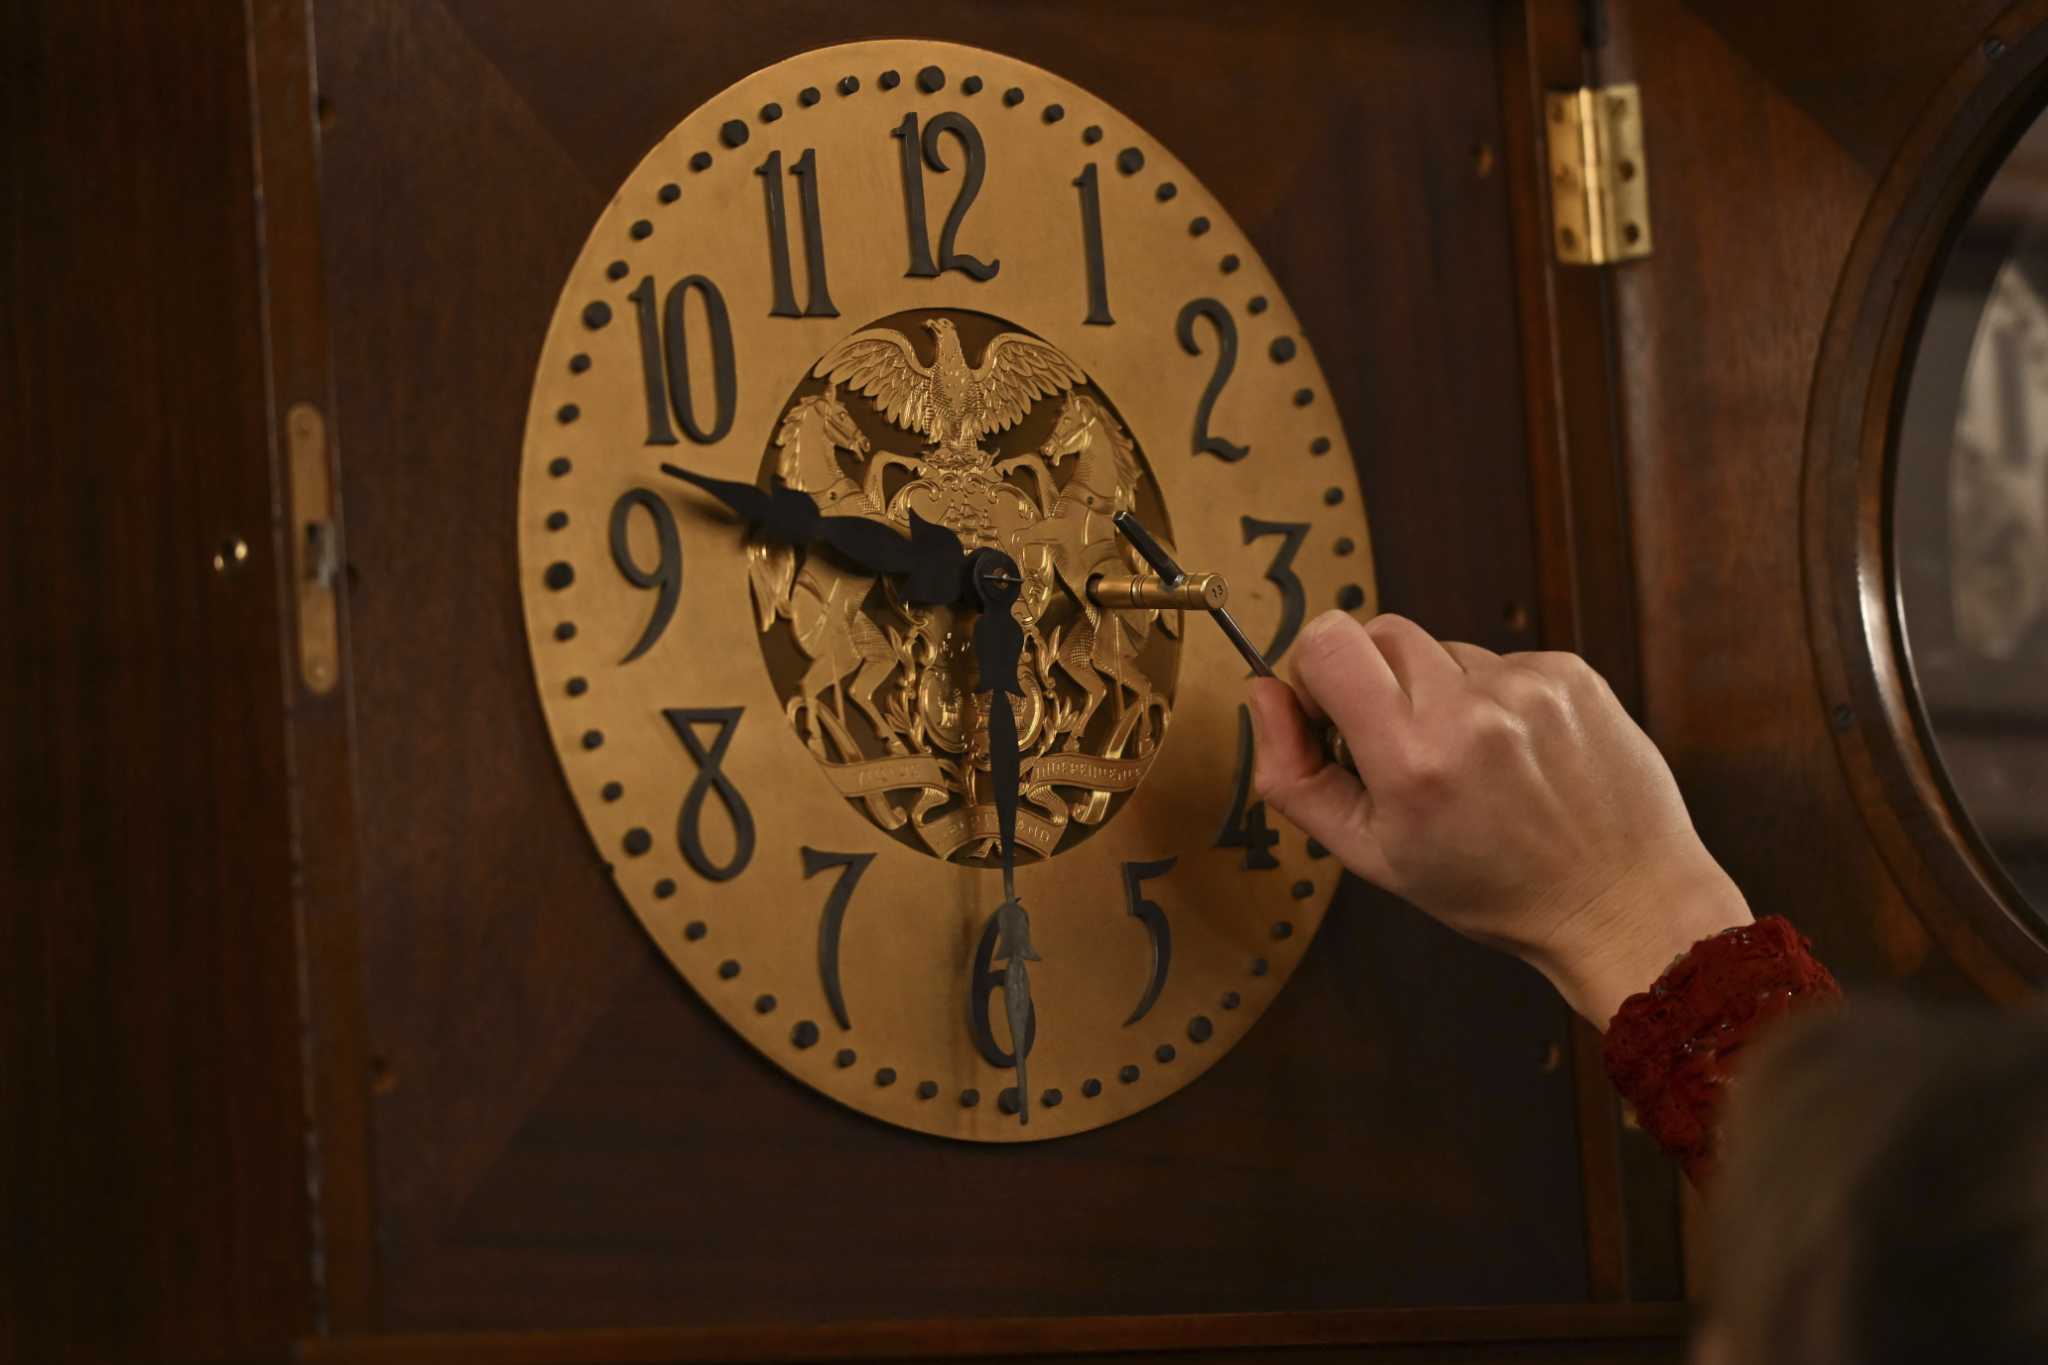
[1601,916,1842,1185]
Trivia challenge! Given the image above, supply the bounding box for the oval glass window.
[1894,110,2048,924]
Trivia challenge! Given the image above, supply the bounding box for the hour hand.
[661,463,966,604]
[662,462,820,543]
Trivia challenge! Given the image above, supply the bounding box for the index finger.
[1287,611,1410,776]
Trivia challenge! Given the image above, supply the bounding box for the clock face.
[518,39,1376,1141]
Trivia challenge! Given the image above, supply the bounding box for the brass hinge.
[288,401,341,695]
[1546,83,1651,266]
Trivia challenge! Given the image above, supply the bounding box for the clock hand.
[969,547,1035,1125]
[996,899,1037,1127]
[968,549,1027,901]
[661,463,966,605]
[1111,510,1357,771]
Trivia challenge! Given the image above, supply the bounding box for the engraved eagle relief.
[747,310,1181,863]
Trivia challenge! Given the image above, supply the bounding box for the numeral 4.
[1216,704,1280,869]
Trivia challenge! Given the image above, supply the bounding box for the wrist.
[1530,846,1754,1028]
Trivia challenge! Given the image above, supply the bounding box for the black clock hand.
[996,900,1036,1127]
[662,463,966,605]
[969,550,1026,899]
[969,548,1036,1125]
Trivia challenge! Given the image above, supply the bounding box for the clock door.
[304,0,1668,1354]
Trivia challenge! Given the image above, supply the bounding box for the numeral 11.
[756,148,837,319]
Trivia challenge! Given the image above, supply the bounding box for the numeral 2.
[804,847,873,1030]
[629,274,737,446]
[1176,298,1250,462]
[756,148,837,319]
[1216,704,1280,869]
[893,111,999,281]
[1121,857,1176,1026]
[662,707,755,881]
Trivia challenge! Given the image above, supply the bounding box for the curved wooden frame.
[1805,0,2048,995]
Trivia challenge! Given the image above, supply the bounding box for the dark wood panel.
[1681,0,2013,176]
[2,0,321,1358]
[1496,0,1681,1306]
[1597,0,1998,993]
[309,0,1586,1333]
[295,1304,1688,1364]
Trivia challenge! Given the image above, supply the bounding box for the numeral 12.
[892,111,999,281]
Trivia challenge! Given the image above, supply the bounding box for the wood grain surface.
[3,1,323,1359]
[309,0,1583,1335]
[293,1304,1690,1364]
[1597,0,2015,992]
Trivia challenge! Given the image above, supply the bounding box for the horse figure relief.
[1009,393,1178,768]
[747,315,1181,862]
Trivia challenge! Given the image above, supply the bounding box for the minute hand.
[661,463,966,605]
[968,549,1026,902]
[969,547,1037,1126]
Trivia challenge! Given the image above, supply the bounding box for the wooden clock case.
[8,1,2044,1361]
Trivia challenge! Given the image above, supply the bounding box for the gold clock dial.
[519,39,1376,1141]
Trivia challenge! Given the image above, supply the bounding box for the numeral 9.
[609,489,682,663]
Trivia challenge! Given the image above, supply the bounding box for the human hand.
[1250,611,1752,1027]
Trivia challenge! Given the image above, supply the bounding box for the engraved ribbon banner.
[816,749,1158,861]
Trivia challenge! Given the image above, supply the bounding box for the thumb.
[1248,678,1393,888]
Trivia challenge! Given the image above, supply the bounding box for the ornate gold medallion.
[518,40,1376,1140]
[753,308,1177,863]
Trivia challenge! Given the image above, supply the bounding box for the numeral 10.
[629,273,737,447]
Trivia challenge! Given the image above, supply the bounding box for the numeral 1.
[629,274,737,446]
[756,148,838,319]
[1216,704,1280,869]
[1073,164,1114,326]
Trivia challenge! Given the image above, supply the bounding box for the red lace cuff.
[1601,916,1842,1184]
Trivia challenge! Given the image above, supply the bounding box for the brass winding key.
[1111,511,1356,773]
